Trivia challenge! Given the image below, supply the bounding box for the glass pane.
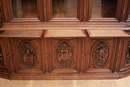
[92,0,117,18]
[11,0,37,18]
[52,0,77,18]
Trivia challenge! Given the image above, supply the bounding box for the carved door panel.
[12,38,43,74]
[84,38,114,73]
[45,37,85,74]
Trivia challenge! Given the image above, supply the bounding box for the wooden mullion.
[119,38,129,69]
[46,0,52,22]
[3,0,12,22]
[37,0,43,21]
[122,0,129,22]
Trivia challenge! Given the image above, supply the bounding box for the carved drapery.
[91,41,109,68]
[126,41,130,64]
[56,41,73,68]
[0,45,4,66]
[19,40,37,68]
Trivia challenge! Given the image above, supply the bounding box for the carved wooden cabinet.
[0,30,129,80]
[0,0,130,80]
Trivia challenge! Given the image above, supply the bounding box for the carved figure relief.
[19,40,37,68]
[91,41,109,68]
[56,41,73,68]
[0,45,4,66]
[126,42,130,64]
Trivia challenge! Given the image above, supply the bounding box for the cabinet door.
[45,37,86,74]
[12,38,44,74]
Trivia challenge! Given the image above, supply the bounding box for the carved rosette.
[125,41,130,64]
[19,40,37,68]
[0,45,4,66]
[91,41,109,68]
[56,41,73,68]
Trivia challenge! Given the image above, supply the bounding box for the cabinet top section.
[87,30,130,37]
[0,22,129,30]
[0,30,43,38]
[44,30,86,37]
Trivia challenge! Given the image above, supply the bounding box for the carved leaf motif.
[92,41,109,68]
[19,41,37,68]
[56,41,73,68]
[126,42,130,64]
[0,45,4,66]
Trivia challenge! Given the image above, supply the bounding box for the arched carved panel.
[56,41,73,68]
[91,40,109,68]
[125,41,130,64]
[19,40,37,68]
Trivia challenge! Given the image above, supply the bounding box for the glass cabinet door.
[11,0,37,18]
[92,0,117,18]
[52,0,77,18]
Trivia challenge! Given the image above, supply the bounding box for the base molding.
[10,73,119,80]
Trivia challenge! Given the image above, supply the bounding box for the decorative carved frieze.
[19,40,37,68]
[0,45,4,66]
[91,41,109,68]
[126,41,130,64]
[56,41,73,68]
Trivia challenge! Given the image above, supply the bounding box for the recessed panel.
[0,45,4,66]
[125,41,130,64]
[52,0,77,18]
[92,0,117,18]
[11,0,37,18]
[91,41,109,68]
[19,40,37,68]
[56,41,73,68]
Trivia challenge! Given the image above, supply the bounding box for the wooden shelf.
[87,30,130,37]
[44,30,86,37]
[0,30,43,38]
